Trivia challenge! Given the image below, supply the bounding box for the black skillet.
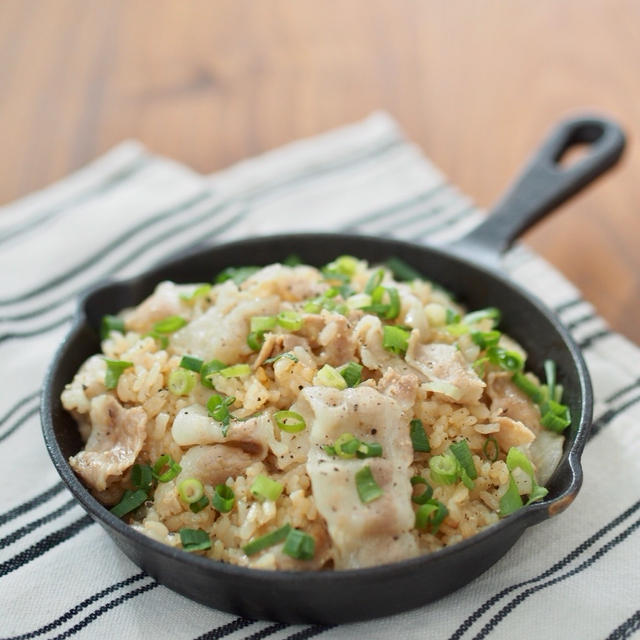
[42,114,625,624]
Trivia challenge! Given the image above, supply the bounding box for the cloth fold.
[1,112,638,640]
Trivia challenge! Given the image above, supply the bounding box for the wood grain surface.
[1,0,638,342]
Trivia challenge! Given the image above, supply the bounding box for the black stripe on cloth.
[0,404,39,443]
[342,183,449,230]
[3,572,147,640]
[577,329,612,350]
[0,514,93,578]
[281,625,334,640]
[470,516,640,640]
[0,482,65,527]
[589,393,640,439]
[605,609,640,640]
[244,623,287,640]
[605,377,640,404]
[448,499,640,640]
[0,156,149,249]
[0,206,249,346]
[563,312,598,332]
[0,191,212,307]
[0,131,401,312]
[238,137,402,204]
[0,498,76,550]
[42,581,159,640]
[553,297,584,314]
[414,205,476,240]
[193,618,257,640]
[0,389,40,427]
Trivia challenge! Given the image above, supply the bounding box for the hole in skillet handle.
[448,113,626,271]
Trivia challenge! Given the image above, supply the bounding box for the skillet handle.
[448,114,625,270]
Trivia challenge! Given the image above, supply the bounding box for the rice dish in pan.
[61,256,570,570]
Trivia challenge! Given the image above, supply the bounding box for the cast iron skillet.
[42,114,625,624]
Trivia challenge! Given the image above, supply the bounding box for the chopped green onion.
[177,477,204,504]
[364,268,384,294]
[242,524,291,556]
[179,528,211,551]
[104,359,133,389]
[471,330,502,349]
[131,464,153,492]
[429,453,458,485]
[315,364,348,390]
[207,394,235,435]
[334,433,360,459]
[180,354,204,372]
[302,300,322,313]
[355,465,383,503]
[544,359,557,400]
[323,286,339,299]
[483,436,499,462]
[410,419,431,452]
[273,410,306,433]
[189,495,209,513]
[246,332,264,351]
[499,475,523,516]
[445,323,470,337]
[277,310,303,331]
[250,316,277,333]
[152,315,187,334]
[100,315,125,340]
[382,325,411,355]
[211,484,235,513]
[282,528,316,560]
[250,474,283,502]
[264,351,299,364]
[450,440,477,480]
[200,359,227,387]
[505,447,549,507]
[473,356,489,378]
[180,284,212,302]
[357,441,382,458]
[512,372,545,403]
[322,445,336,456]
[446,309,461,325]
[385,257,423,282]
[324,255,359,277]
[168,368,197,395]
[215,266,260,286]
[363,286,401,320]
[410,476,433,504]
[464,307,501,327]
[415,500,448,532]
[339,362,362,387]
[486,346,524,372]
[283,254,302,266]
[220,363,251,378]
[110,489,147,518]
[541,411,570,432]
[152,454,182,482]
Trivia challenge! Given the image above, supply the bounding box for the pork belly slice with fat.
[69,394,147,492]
[294,384,419,569]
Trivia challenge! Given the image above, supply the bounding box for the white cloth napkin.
[1,113,639,640]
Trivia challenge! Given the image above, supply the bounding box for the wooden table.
[2,0,638,342]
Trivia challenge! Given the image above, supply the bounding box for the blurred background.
[1,0,638,341]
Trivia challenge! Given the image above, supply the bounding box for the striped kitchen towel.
[1,113,639,640]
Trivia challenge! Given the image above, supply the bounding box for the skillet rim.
[40,231,592,585]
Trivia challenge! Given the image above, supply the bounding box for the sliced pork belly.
[171,404,271,458]
[124,281,192,334]
[294,385,418,569]
[171,281,280,363]
[487,371,541,432]
[69,395,147,492]
[406,335,485,403]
